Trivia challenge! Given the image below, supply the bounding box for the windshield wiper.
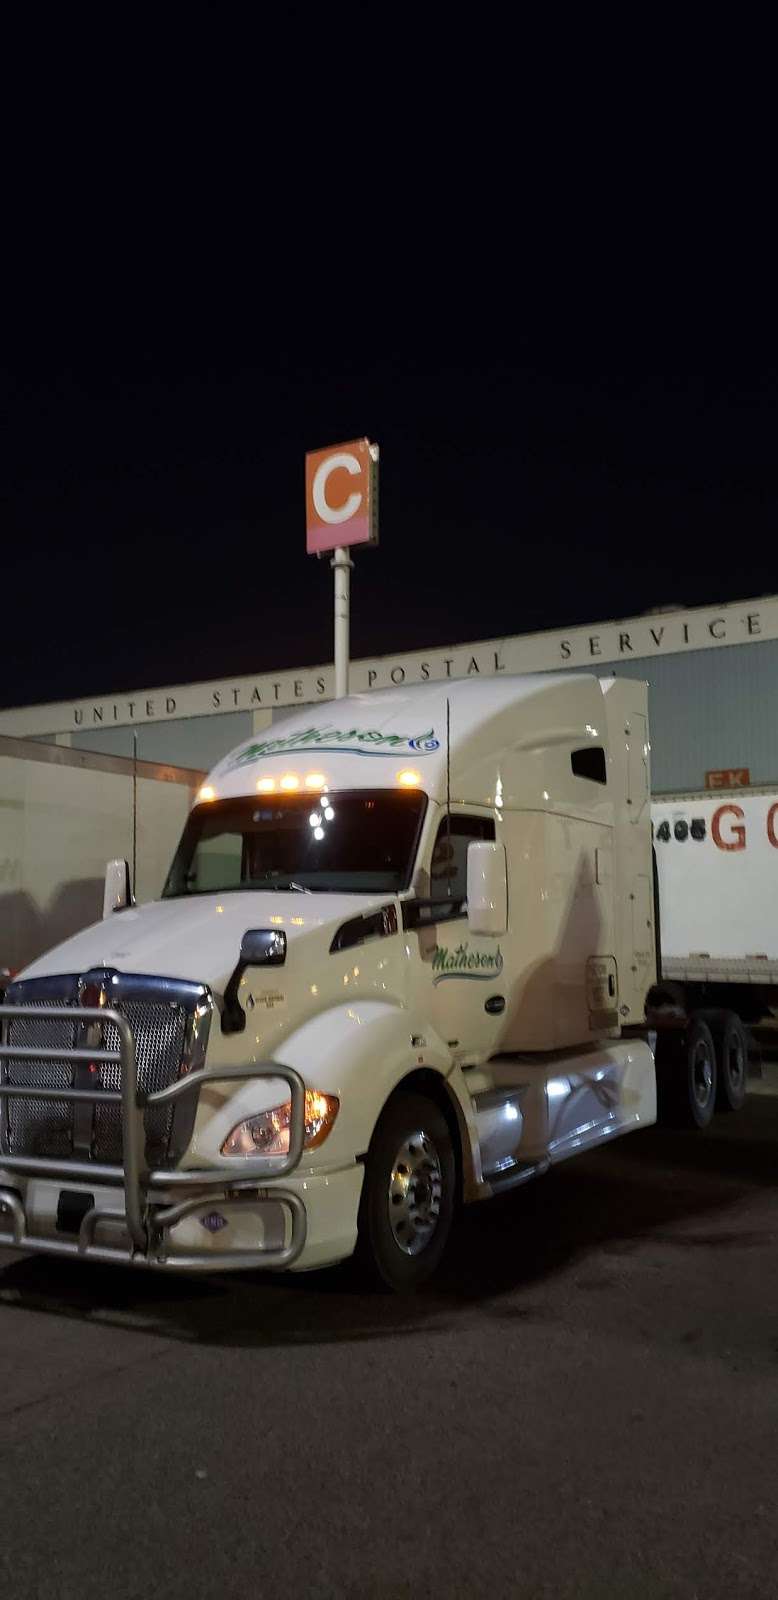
[245,875,312,893]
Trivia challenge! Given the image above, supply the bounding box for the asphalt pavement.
[1,1090,778,1600]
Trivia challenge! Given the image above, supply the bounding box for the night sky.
[3,306,777,711]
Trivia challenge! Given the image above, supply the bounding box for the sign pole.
[332,545,353,699]
[305,439,379,703]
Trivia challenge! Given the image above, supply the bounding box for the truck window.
[430,814,495,901]
[192,831,243,891]
[163,789,428,897]
[571,746,607,784]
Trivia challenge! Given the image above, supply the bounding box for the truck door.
[416,812,506,1059]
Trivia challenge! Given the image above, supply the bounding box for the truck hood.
[19,891,394,995]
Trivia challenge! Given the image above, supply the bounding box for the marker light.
[280,774,300,791]
[221,1090,339,1157]
[305,773,326,789]
[256,777,276,793]
[198,785,217,802]
[396,769,421,787]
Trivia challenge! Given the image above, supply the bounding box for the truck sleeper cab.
[0,673,665,1289]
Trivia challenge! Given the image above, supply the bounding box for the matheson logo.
[432,942,504,984]
[226,726,440,771]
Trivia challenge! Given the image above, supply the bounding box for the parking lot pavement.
[746,1053,778,1097]
[1,1094,778,1600]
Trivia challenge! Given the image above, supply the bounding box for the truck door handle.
[485,995,505,1015]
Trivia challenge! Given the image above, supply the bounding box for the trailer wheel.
[699,1010,749,1113]
[356,1091,455,1292]
[656,1017,718,1129]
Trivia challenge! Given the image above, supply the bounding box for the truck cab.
[0,673,658,1289]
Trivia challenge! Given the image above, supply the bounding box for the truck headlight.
[220,1090,339,1157]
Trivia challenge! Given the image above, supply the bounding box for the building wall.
[0,740,201,971]
[8,607,778,797]
[70,710,256,770]
[599,637,778,792]
[58,640,778,796]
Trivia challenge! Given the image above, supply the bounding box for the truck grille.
[6,1004,73,1159]
[0,971,212,1168]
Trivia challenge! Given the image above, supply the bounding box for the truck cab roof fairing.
[205,674,615,815]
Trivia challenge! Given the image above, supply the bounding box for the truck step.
[484,1156,549,1195]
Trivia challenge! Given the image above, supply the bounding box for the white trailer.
[0,734,203,977]
[647,787,778,1121]
[653,788,778,992]
[0,673,766,1290]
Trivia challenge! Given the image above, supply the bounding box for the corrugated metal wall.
[69,710,254,769]
[602,638,778,792]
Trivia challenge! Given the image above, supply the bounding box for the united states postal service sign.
[305,438,379,555]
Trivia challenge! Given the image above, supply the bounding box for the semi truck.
[0,673,774,1291]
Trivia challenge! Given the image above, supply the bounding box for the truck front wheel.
[356,1091,455,1291]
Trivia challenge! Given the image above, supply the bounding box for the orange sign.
[705,767,750,790]
[305,439,379,555]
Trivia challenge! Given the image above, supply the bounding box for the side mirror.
[103,859,132,918]
[467,841,508,936]
[222,928,287,1035]
[238,929,287,967]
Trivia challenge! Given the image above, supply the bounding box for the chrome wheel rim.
[692,1040,714,1107]
[388,1129,443,1256]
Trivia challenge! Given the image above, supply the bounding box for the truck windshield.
[163,789,427,897]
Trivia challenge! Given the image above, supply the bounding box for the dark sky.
[3,6,777,714]
[3,303,777,711]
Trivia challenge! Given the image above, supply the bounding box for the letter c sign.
[312,452,362,526]
[306,438,379,555]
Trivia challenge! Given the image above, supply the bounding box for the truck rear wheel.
[656,1017,718,1129]
[356,1091,455,1292]
[697,1010,749,1113]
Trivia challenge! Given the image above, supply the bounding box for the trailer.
[0,734,203,975]
[648,787,778,1124]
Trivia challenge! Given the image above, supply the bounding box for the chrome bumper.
[0,1002,308,1271]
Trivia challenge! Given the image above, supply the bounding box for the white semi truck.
[0,674,773,1290]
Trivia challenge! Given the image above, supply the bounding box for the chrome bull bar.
[0,1003,307,1270]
